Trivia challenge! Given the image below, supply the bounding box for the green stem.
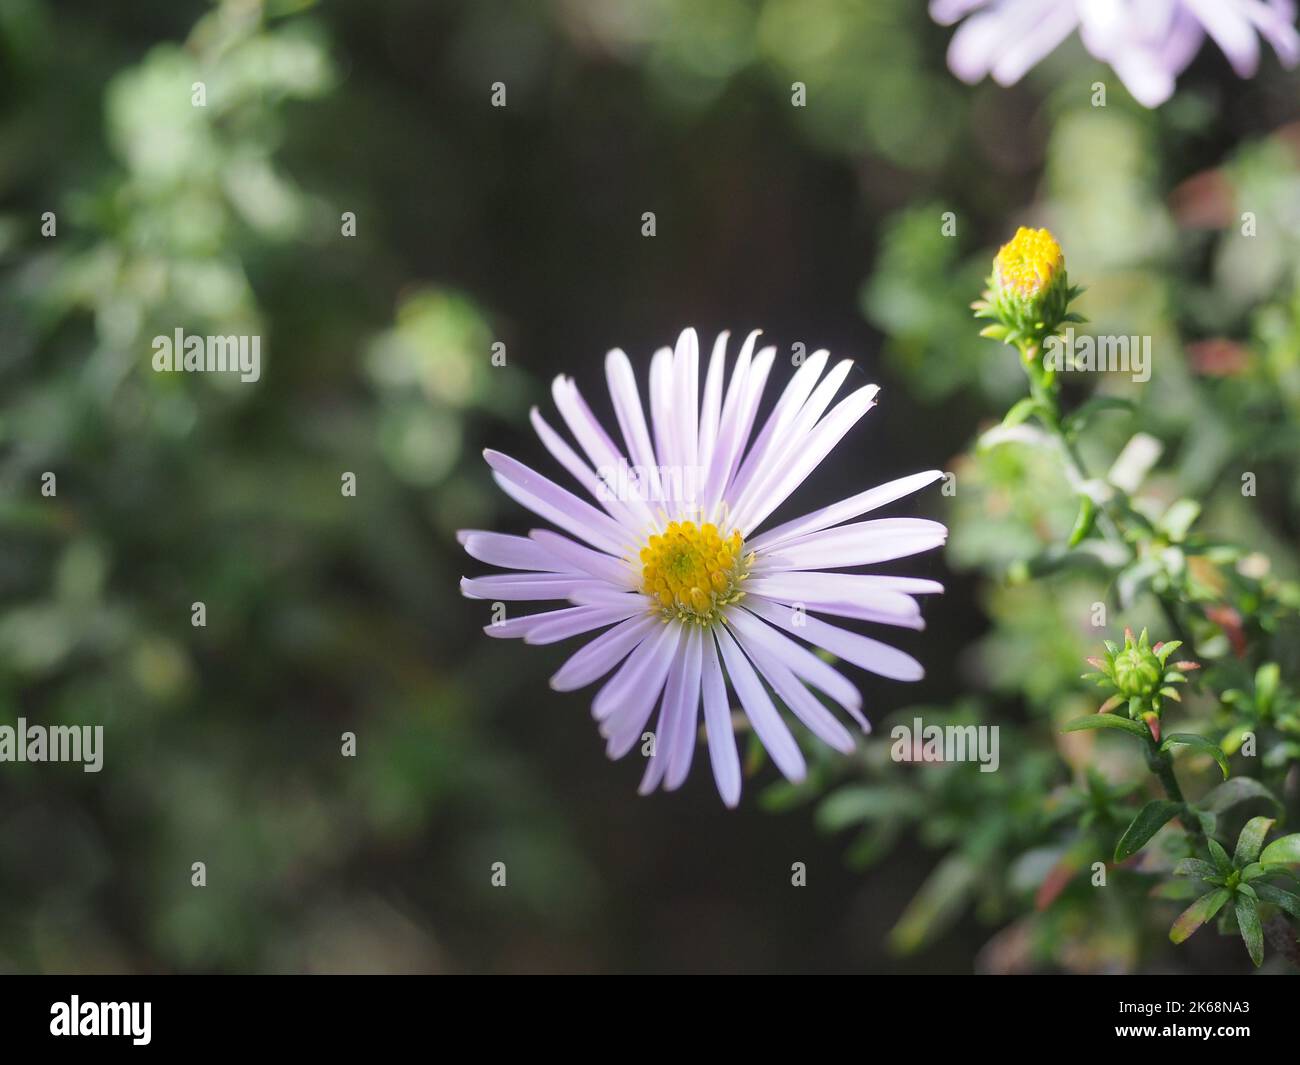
[1144,735,1204,846]
[1017,339,1206,849]
[1015,339,1190,644]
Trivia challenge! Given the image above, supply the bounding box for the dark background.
[2,0,1298,972]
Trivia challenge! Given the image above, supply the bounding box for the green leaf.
[1151,879,1202,901]
[1259,833,1300,868]
[759,780,811,813]
[1160,733,1229,780]
[889,854,978,954]
[1253,883,1300,921]
[1062,396,1135,434]
[1255,662,1279,713]
[1115,800,1184,862]
[1235,894,1264,967]
[1160,499,1201,542]
[1001,397,1043,428]
[1062,714,1149,739]
[1170,888,1231,944]
[1197,777,1282,816]
[1154,640,1183,664]
[1234,817,1276,868]
[1208,839,1233,876]
[1067,494,1096,548]
[815,786,915,832]
[1173,858,1219,881]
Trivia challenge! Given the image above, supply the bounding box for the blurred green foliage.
[1,0,1298,973]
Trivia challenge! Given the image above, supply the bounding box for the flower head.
[975,226,1081,350]
[461,329,947,805]
[993,226,1064,299]
[930,0,1300,108]
[1084,627,1200,739]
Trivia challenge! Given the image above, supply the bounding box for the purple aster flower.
[460,329,946,806]
[930,0,1300,107]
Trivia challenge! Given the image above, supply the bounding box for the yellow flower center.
[639,520,750,625]
[994,226,1064,297]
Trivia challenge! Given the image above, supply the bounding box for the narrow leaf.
[1160,733,1230,780]
[1235,894,1264,967]
[1115,800,1183,862]
[1255,662,1279,712]
[1198,778,1282,816]
[1170,889,1231,944]
[1234,817,1275,868]
[1172,858,1219,881]
[1061,714,1149,739]
[1253,883,1300,921]
[1260,834,1300,868]
[1001,397,1042,428]
[1067,494,1096,548]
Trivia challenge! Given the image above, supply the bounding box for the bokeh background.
[2,0,1299,973]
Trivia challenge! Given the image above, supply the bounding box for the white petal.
[748,470,945,552]
[699,330,757,513]
[770,602,925,629]
[697,331,728,479]
[733,622,856,754]
[649,346,678,485]
[482,604,599,640]
[945,5,1016,82]
[930,0,994,25]
[528,529,637,587]
[638,625,702,794]
[566,584,652,610]
[1107,46,1179,106]
[701,336,773,519]
[665,624,704,790]
[638,633,687,795]
[725,349,830,504]
[701,630,742,806]
[725,606,864,726]
[990,1,1080,85]
[746,595,925,682]
[1184,0,1260,74]
[1251,0,1300,65]
[601,623,684,757]
[673,327,700,479]
[731,384,880,534]
[524,605,641,645]
[550,376,628,487]
[529,408,646,531]
[745,580,925,630]
[461,574,603,601]
[732,359,852,511]
[458,529,570,572]
[592,619,675,722]
[549,614,658,691]
[757,518,948,570]
[714,623,806,783]
[485,449,631,556]
[605,347,665,510]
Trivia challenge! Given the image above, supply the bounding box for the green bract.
[1082,627,1198,732]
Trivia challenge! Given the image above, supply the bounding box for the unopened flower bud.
[975,226,1080,350]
